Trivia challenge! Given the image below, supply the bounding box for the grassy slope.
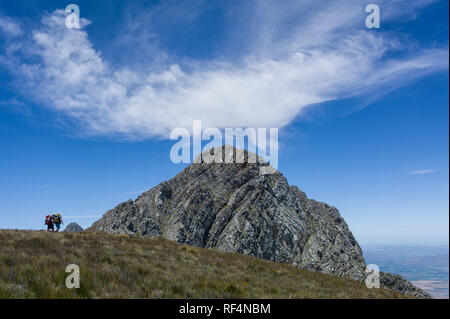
[0,230,411,299]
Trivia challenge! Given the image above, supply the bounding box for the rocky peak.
[90,146,430,298]
[63,222,83,233]
[91,146,365,279]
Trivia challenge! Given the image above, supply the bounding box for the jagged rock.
[63,223,83,233]
[91,146,365,279]
[380,272,432,299]
[90,146,430,297]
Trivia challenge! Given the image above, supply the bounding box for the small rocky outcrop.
[380,272,432,298]
[63,223,83,233]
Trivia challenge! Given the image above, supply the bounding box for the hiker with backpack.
[45,214,54,232]
[54,213,63,232]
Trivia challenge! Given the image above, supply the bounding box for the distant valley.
[363,245,449,299]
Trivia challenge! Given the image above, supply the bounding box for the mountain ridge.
[89,146,430,298]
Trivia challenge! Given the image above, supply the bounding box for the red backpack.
[45,215,51,225]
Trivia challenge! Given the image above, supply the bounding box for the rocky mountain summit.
[90,146,430,298]
[63,222,83,233]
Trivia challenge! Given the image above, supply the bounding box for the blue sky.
[0,0,448,245]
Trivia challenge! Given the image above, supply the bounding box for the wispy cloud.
[409,169,437,175]
[0,1,448,140]
[0,14,22,37]
[0,98,31,115]
[64,215,101,219]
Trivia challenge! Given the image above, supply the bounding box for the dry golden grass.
[0,230,411,299]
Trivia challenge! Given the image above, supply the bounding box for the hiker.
[45,214,54,232]
[54,212,63,232]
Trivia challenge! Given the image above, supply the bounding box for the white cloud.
[409,169,437,175]
[0,15,22,37]
[0,1,448,140]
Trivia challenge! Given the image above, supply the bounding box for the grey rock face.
[63,222,83,233]
[380,272,432,299]
[91,146,365,280]
[90,146,430,297]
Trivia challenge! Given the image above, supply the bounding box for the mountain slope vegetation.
[0,230,411,299]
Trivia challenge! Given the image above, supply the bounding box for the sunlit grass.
[0,230,412,299]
